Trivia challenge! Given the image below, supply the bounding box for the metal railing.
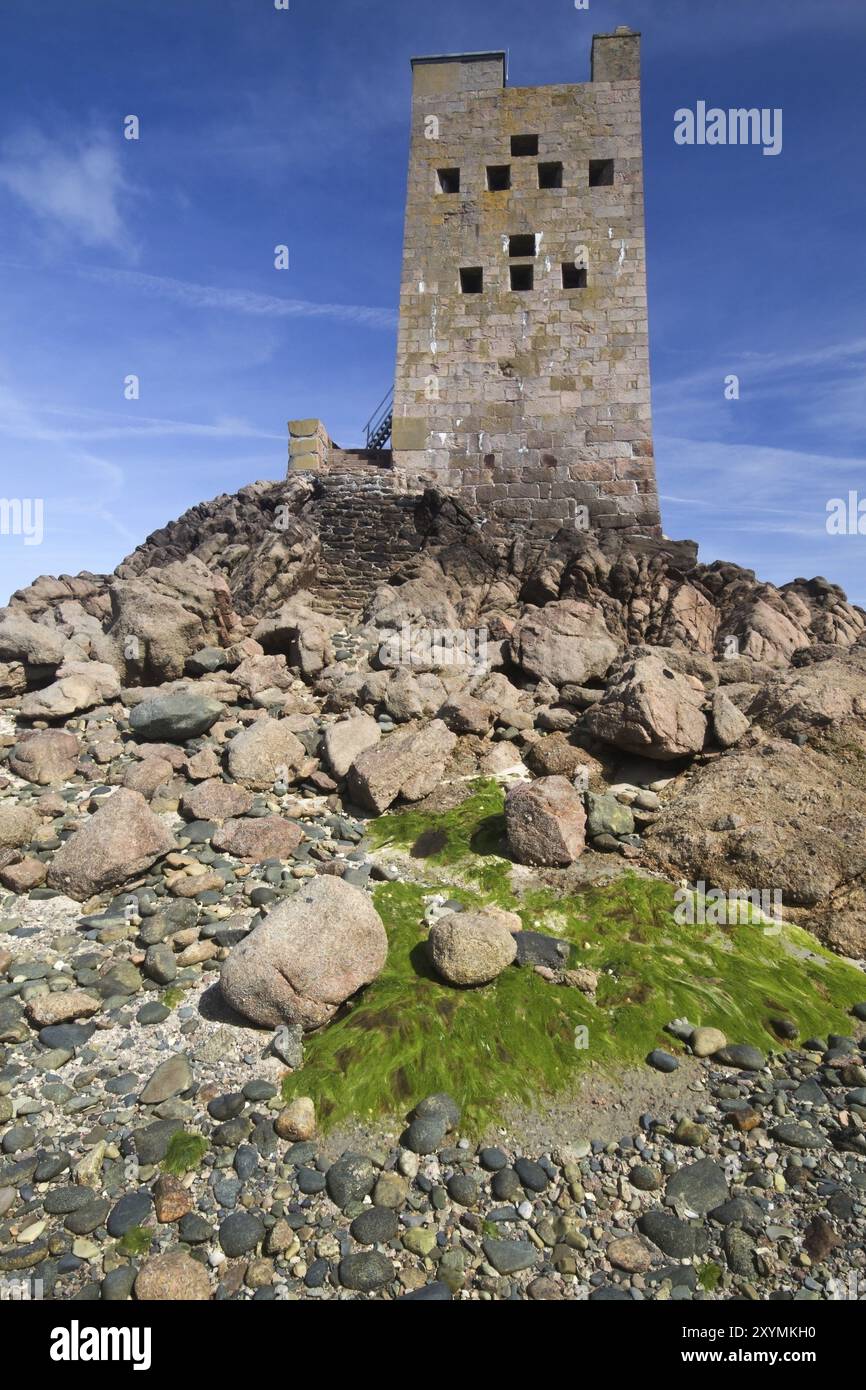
[364,385,394,449]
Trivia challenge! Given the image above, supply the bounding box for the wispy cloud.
[0,129,133,250]
[0,381,125,492]
[73,264,397,330]
[31,404,285,443]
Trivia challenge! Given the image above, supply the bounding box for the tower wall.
[391,31,660,536]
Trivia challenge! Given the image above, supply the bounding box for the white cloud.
[74,264,397,330]
[31,403,285,443]
[0,129,132,249]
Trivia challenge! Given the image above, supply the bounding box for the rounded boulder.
[428,908,520,986]
[219,876,388,1029]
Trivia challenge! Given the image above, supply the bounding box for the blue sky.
[1,0,865,606]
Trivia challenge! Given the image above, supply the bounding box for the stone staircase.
[306,454,422,618]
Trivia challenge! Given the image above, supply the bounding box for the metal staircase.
[364,386,393,450]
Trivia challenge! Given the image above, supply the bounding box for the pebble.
[218,1210,265,1258]
[647,1049,679,1073]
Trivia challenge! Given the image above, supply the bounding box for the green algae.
[283,783,866,1133]
[698,1261,723,1292]
[117,1226,153,1257]
[162,1130,209,1176]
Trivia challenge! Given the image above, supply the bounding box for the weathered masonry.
[390,28,661,536]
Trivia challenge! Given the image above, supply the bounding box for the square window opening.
[459,266,483,294]
[510,264,534,292]
[511,134,539,157]
[562,263,587,289]
[437,167,460,194]
[508,233,536,258]
[589,158,614,187]
[486,164,511,191]
[538,161,563,189]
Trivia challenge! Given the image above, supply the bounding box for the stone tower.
[391,28,661,536]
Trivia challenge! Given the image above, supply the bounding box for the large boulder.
[428,908,520,985]
[128,692,224,743]
[505,776,587,866]
[107,557,243,684]
[211,816,304,861]
[584,654,708,761]
[380,668,448,722]
[0,613,69,675]
[324,713,381,780]
[253,595,339,680]
[8,730,80,785]
[0,661,26,698]
[438,693,494,735]
[135,1251,211,1301]
[19,661,121,721]
[711,690,751,749]
[47,788,175,900]
[180,779,253,824]
[510,600,619,687]
[219,876,388,1028]
[226,718,307,790]
[230,653,294,700]
[346,720,457,814]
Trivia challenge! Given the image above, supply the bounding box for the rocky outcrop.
[747,645,866,749]
[643,738,866,955]
[115,477,320,616]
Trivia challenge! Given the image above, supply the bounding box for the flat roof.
[411,51,508,79]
